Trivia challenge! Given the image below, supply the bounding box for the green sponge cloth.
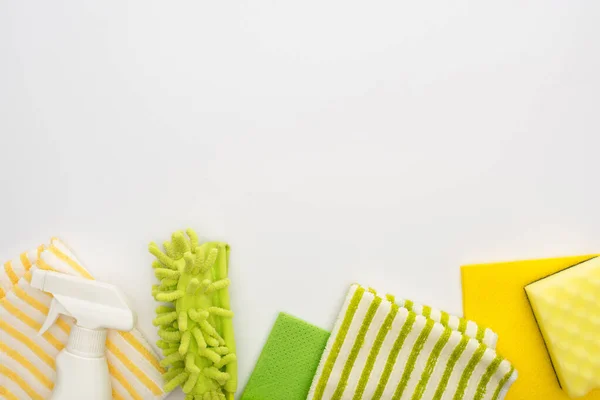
[241,313,330,400]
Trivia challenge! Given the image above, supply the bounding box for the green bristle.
[156,305,175,314]
[183,372,200,394]
[193,247,205,275]
[203,367,230,386]
[163,367,184,382]
[158,328,181,342]
[199,393,222,400]
[163,241,175,258]
[187,278,200,294]
[159,284,177,293]
[155,268,180,279]
[202,248,219,273]
[164,371,189,392]
[163,347,178,356]
[184,252,195,274]
[160,277,179,288]
[155,290,184,302]
[156,340,172,349]
[199,348,221,364]
[149,243,173,268]
[200,279,212,292]
[172,231,190,258]
[212,347,230,355]
[205,335,220,348]
[186,229,199,251]
[203,393,225,400]
[214,353,236,369]
[199,320,219,339]
[200,320,225,345]
[153,311,178,326]
[192,326,207,349]
[186,352,200,373]
[179,331,191,355]
[178,311,189,331]
[207,307,233,318]
[156,340,179,350]
[160,352,183,367]
[205,278,230,294]
[189,309,209,322]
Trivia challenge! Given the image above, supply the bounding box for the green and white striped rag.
[308,285,517,400]
[392,297,497,350]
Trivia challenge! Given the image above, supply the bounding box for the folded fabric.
[0,238,166,400]
[462,254,600,400]
[241,313,330,400]
[308,284,517,400]
[0,244,42,298]
[392,296,497,349]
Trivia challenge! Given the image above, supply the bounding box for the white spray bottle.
[31,269,136,400]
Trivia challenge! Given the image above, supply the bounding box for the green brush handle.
[215,243,237,394]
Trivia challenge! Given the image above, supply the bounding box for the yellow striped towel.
[0,238,166,400]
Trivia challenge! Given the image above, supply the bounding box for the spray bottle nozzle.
[31,270,135,334]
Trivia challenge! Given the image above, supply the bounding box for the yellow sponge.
[525,257,600,398]
[462,254,600,400]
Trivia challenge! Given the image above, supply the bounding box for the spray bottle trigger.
[39,297,68,335]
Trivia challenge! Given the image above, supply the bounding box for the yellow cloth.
[461,254,600,400]
[0,238,166,400]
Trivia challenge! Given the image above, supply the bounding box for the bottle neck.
[67,325,107,358]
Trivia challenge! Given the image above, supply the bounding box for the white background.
[1,2,599,398]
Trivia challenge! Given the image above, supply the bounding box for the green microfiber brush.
[149,229,237,400]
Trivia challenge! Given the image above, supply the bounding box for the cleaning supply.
[149,229,237,400]
[525,256,600,398]
[241,291,499,400]
[462,254,600,400]
[29,269,135,400]
[0,239,166,400]
[308,284,516,400]
[0,244,40,298]
[394,297,497,349]
[241,313,331,400]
